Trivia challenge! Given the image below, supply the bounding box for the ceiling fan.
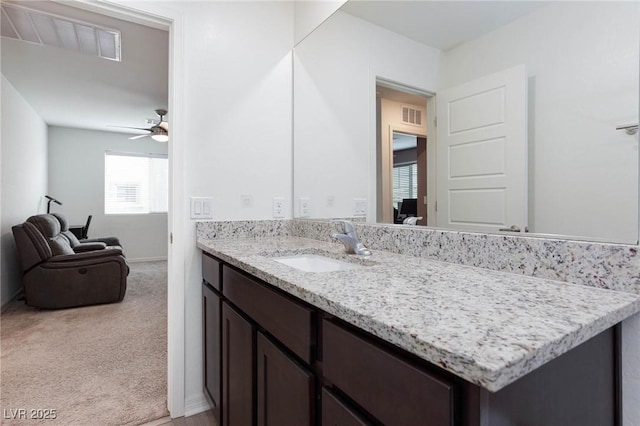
[112,109,169,142]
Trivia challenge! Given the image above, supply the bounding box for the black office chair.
[81,215,92,239]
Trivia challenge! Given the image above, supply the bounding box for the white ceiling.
[1,1,168,135]
[341,1,548,51]
[377,85,427,106]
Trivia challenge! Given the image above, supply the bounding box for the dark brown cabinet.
[202,251,620,426]
[256,332,314,426]
[223,266,315,364]
[205,253,316,426]
[222,302,254,426]
[202,283,221,422]
[323,319,454,426]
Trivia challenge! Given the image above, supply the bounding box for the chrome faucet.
[331,220,372,256]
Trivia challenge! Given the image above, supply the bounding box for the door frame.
[373,77,436,225]
[426,96,437,227]
[69,0,186,417]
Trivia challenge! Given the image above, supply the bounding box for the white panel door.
[436,64,527,233]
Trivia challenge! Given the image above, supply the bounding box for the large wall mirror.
[293,1,640,244]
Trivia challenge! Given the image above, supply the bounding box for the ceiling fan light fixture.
[151,127,169,142]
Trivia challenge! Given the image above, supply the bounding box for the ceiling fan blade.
[107,125,152,131]
[129,134,150,140]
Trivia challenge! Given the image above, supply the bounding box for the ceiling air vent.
[1,3,121,62]
[401,105,422,127]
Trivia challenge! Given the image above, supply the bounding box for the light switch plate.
[191,197,213,219]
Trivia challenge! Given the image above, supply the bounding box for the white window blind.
[105,152,168,214]
[392,163,417,208]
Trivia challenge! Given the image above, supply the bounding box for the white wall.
[1,75,48,306]
[109,0,294,414]
[440,2,639,243]
[293,11,440,219]
[181,1,292,412]
[47,126,168,261]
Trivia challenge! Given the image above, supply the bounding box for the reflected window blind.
[392,163,417,208]
[104,152,168,214]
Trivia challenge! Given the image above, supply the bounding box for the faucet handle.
[330,219,355,234]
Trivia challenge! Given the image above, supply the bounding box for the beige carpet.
[1,261,169,426]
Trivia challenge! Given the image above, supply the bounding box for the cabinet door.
[256,333,314,426]
[224,265,315,364]
[322,388,370,426]
[203,284,221,423]
[222,302,254,426]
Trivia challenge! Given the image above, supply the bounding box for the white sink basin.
[272,254,359,273]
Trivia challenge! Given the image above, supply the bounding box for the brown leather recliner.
[50,213,123,253]
[12,214,128,309]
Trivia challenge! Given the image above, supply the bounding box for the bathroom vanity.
[198,232,640,426]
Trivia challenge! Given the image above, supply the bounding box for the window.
[105,152,168,214]
[116,184,139,203]
[392,163,417,209]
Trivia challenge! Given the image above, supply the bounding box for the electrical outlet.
[326,195,335,208]
[354,198,367,216]
[191,197,213,219]
[241,194,253,208]
[273,197,286,218]
[299,198,311,217]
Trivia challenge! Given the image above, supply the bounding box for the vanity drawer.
[202,253,221,291]
[323,320,455,426]
[223,265,314,364]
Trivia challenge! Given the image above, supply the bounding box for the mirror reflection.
[293,1,639,243]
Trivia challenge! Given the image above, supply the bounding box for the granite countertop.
[197,236,640,392]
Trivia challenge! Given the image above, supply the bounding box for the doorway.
[19,0,185,418]
[81,2,185,418]
[390,131,427,225]
[376,81,431,225]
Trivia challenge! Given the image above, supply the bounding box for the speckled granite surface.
[197,235,640,392]
[196,220,292,240]
[292,219,640,295]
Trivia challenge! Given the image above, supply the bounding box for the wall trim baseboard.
[183,392,212,418]
[127,256,168,263]
[1,288,23,312]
